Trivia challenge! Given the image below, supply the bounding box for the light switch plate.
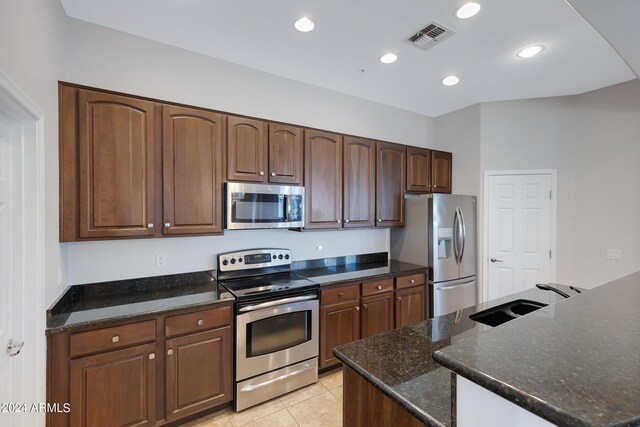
[606,248,622,260]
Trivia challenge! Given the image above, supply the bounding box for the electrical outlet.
[316,244,323,252]
[368,239,374,249]
[156,254,167,267]
[58,266,63,287]
[606,249,622,260]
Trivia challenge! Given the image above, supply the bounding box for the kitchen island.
[334,272,640,426]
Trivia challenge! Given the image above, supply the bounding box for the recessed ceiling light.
[516,45,545,58]
[294,17,315,32]
[442,75,460,86]
[456,2,481,19]
[380,53,398,64]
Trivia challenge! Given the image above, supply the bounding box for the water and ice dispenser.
[437,227,454,259]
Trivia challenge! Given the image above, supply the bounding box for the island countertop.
[333,285,573,426]
[433,271,640,427]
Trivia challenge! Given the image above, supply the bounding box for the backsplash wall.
[61,228,389,285]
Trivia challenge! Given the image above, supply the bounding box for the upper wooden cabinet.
[76,89,157,239]
[376,142,406,227]
[431,150,453,193]
[226,116,267,182]
[343,137,376,228]
[268,123,304,185]
[163,105,224,235]
[406,147,432,193]
[305,130,343,229]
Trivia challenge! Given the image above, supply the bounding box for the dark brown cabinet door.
[78,90,156,238]
[376,142,406,227]
[226,116,267,182]
[69,343,156,427]
[268,123,304,185]
[406,147,431,193]
[343,137,375,228]
[165,327,232,421]
[305,130,343,229]
[361,292,394,338]
[395,286,426,329]
[431,150,452,194]
[163,106,224,235]
[320,299,360,368]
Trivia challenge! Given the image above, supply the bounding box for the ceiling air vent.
[407,21,455,51]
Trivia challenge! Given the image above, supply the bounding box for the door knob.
[490,258,504,263]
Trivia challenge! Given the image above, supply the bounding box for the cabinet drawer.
[321,284,360,305]
[69,320,156,358]
[396,273,425,289]
[165,305,232,338]
[361,278,394,296]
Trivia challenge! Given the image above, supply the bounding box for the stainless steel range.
[217,248,319,411]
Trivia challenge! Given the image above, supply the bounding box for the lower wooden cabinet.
[165,327,232,421]
[320,299,361,368]
[69,343,157,427]
[361,292,394,339]
[48,303,233,427]
[395,285,426,329]
[320,274,426,370]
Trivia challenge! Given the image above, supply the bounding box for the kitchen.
[0,0,639,426]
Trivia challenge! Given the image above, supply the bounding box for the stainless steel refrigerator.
[391,194,477,317]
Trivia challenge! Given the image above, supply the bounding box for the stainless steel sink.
[470,299,547,327]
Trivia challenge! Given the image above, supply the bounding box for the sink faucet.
[535,283,571,299]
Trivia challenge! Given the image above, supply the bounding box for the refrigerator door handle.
[452,209,460,264]
[458,207,466,263]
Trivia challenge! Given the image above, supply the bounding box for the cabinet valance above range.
[59,82,452,241]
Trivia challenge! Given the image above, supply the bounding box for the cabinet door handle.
[377,219,382,222]
[149,353,155,360]
[337,220,341,224]
[345,219,349,223]
[164,222,171,228]
[397,297,402,301]
[271,172,276,177]
[410,279,415,284]
[259,171,265,176]
[355,306,360,311]
[376,285,382,290]
[167,349,174,356]
[197,319,204,326]
[363,304,368,309]
[147,223,154,229]
[111,335,120,343]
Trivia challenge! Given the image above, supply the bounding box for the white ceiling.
[60,0,635,117]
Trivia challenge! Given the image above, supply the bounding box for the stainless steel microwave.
[225,183,304,230]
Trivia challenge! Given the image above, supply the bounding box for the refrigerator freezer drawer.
[432,277,476,317]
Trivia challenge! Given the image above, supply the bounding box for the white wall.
[60,19,436,288]
[435,79,640,290]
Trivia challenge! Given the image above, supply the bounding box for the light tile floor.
[183,369,343,427]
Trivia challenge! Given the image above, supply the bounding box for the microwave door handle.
[285,195,292,223]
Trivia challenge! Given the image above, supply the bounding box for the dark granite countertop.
[295,260,427,286]
[333,285,573,426]
[434,272,640,427]
[46,270,234,334]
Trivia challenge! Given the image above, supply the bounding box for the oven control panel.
[218,248,292,272]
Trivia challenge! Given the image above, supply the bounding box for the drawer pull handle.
[112,336,120,343]
[259,171,265,176]
[376,285,382,290]
[149,353,155,360]
[147,223,154,229]
[167,349,174,356]
[410,279,415,284]
[338,292,344,297]
[355,306,360,311]
[197,319,204,326]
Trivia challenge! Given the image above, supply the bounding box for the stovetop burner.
[216,249,318,302]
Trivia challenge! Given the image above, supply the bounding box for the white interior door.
[487,173,552,300]
[0,118,15,417]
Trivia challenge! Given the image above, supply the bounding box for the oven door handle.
[238,295,317,312]
[239,362,317,392]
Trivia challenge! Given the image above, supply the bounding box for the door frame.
[0,68,46,424]
[482,169,557,303]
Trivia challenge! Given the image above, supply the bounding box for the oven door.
[226,183,304,230]
[236,297,319,381]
